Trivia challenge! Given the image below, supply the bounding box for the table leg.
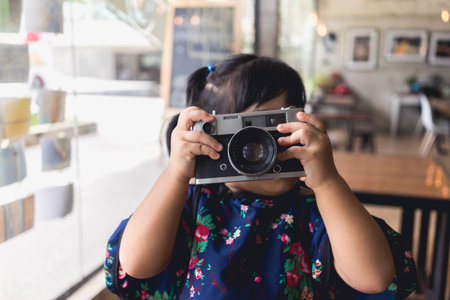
[390,94,400,136]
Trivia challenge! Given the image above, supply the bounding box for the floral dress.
[104,184,417,300]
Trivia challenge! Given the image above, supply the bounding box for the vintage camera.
[191,107,305,184]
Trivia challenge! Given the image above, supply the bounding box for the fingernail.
[216,144,223,151]
[277,124,285,130]
[278,137,285,143]
[213,153,220,159]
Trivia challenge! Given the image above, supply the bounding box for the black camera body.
[191,107,305,184]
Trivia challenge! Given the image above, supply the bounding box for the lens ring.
[228,127,277,176]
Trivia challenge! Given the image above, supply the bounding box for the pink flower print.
[176,269,184,277]
[118,265,127,279]
[190,286,195,298]
[299,254,310,274]
[195,267,202,279]
[233,228,241,239]
[404,265,410,272]
[241,204,249,213]
[280,233,290,244]
[301,286,313,300]
[290,242,311,274]
[272,222,279,229]
[255,218,260,226]
[140,290,148,300]
[309,223,314,232]
[313,268,322,279]
[405,250,412,259]
[286,269,300,287]
[254,276,261,283]
[189,256,199,269]
[226,236,234,245]
[312,260,322,279]
[280,213,287,220]
[221,228,228,236]
[122,280,128,288]
[290,242,304,256]
[195,225,209,242]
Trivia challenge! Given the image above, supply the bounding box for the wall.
[315,0,450,132]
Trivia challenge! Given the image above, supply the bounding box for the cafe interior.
[0,0,449,299]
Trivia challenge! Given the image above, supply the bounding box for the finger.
[278,127,317,147]
[296,112,327,133]
[182,130,223,152]
[277,121,307,134]
[277,122,323,146]
[177,106,215,130]
[277,145,307,161]
[184,142,220,160]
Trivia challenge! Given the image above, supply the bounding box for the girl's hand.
[167,106,223,183]
[277,112,339,190]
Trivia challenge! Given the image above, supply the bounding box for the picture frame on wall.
[344,28,378,70]
[428,32,450,66]
[383,29,428,63]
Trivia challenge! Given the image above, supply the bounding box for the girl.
[105,54,416,299]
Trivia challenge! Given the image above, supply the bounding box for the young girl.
[105,54,416,299]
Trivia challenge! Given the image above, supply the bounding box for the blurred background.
[0,0,449,299]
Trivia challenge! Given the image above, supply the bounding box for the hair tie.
[207,64,214,72]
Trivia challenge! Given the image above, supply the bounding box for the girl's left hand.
[277,112,339,190]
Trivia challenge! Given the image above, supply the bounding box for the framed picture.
[345,28,378,70]
[428,32,450,66]
[384,29,428,63]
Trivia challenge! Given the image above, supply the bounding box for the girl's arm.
[277,112,395,294]
[119,107,223,279]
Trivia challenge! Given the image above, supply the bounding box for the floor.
[70,129,449,300]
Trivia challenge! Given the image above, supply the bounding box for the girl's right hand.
[167,106,223,183]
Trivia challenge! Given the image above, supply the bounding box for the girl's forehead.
[244,91,288,112]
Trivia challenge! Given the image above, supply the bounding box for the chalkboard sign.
[161,1,241,112]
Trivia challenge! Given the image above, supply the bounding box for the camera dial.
[202,122,215,134]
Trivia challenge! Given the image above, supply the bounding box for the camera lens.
[228,127,277,176]
[202,122,214,134]
[242,143,264,163]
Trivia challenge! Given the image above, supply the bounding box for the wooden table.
[333,151,449,299]
[430,97,450,118]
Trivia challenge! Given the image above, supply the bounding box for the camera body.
[192,107,305,184]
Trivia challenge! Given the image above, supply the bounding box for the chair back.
[419,93,435,131]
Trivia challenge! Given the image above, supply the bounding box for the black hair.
[186,54,306,113]
[165,54,307,154]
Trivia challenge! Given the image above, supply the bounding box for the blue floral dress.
[104,184,416,299]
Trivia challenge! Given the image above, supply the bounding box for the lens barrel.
[228,127,277,176]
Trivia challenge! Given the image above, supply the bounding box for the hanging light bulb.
[317,22,328,37]
[309,11,319,26]
[442,8,449,23]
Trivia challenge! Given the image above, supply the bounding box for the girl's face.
[224,92,300,196]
